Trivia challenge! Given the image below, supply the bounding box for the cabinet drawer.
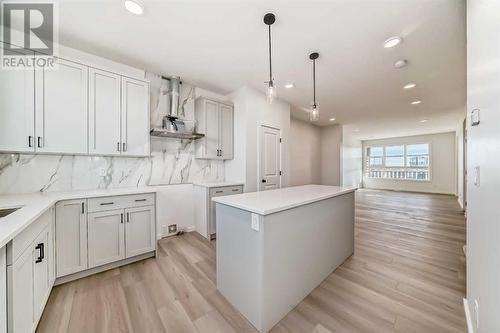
[122,193,155,208]
[88,196,123,213]
[87,193,155,213]
[209,185,243,197]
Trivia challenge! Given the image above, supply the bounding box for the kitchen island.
[213,184,356,333]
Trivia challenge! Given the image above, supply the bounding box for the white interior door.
[121,77,150,157]
[0,43,35,153]
[89,68,121,155]
[36,57,88,154]
[259,125,281,191]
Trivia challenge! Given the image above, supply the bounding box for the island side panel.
[260,192,355,332]
[216,203,264,330]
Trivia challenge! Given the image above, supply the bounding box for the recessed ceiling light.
[284,83,295,89]
[329,117,336,122]
[420,119,428,123]
[384,36,402,48]
[411,100,422,105]
[124,0,144,15]
[404,83,416,89]
[394,59,408,69]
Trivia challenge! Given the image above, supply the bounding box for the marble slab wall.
[0,73,225,195]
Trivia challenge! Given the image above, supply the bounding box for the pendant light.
[264,13,276,104]
[309,52,320,122]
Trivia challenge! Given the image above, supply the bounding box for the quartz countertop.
[0,187,157,248]
[212,184,356,215]
[193,181,244,188]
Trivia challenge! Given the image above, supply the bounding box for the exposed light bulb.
[266,81,276,104]
[310,105,319,122]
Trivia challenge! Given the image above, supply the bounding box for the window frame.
[365,142,432,182]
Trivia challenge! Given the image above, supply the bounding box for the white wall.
[320,125,342,186]
[227,86,291,192]
[456,117,466,209]
[342,130,363,188]
[466,1,500,331]
[289,118,321,186]
[155,184,195,238]
[362,132,457,194]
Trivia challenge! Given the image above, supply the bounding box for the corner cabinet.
[195,97,234,160]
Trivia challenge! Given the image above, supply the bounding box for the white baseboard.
[463,298,474,333]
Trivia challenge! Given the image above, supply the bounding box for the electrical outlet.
[168,224,177,234]
[474,299,479,329]
[99,168,107,177]
[251,213,259,231]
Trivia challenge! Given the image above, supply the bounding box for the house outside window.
[366,143,430,181]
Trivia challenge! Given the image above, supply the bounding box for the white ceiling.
[56,0,466,139]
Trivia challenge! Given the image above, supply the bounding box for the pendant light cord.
[268,25,273,83]
[313,58,316,107]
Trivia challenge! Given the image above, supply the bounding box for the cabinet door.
[204,100,220,159]
[89,68,121,155]
[55,200,88,277]
[35,57,88,154]
[33,228,50,319]
[125,206,155,258]
[12,245,35,333]
[0,44,35,153]
[88,209,125,268]
[121,77,150,157]
[219,104,233,160]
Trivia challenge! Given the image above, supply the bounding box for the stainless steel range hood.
[150,75,205,140]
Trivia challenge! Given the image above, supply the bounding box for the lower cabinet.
[88,209,125,268]
[55,199,88,277]
[8,209,54,333]
[125,206,156,258]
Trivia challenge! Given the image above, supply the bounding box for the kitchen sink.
[0,207,21,218]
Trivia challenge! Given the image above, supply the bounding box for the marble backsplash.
[0,73,225,195]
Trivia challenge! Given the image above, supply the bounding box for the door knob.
[261,179,267,183]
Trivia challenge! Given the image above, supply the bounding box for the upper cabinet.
[0,45,150,157]
[35,58,88,154]
[0,43,35,153]
[121,77,150,157]
[195,97,234,160]
[88,68,122,156]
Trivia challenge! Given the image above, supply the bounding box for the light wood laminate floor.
[37,189,467,333]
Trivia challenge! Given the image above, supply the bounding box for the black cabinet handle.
[35,243,44,263]
[135,199,147,202]
[232,189,239,192]
[37,136,43,148]
[261,179,267,183]
[81,202,85,214]
[120,213,124,224]
[215,190,223,193]
[28,136,33,148]
[126,212,130,223]
[100,202,114,206]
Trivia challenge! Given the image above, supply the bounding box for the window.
[366,143,430,181]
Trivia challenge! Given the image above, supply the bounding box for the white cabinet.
[125,206,156,258]
[121,77,150,157]
[35,57,88,154]
[195,97,234,160]
[86,194,156,269]
[0,43,35,153]
[0,247,6,333]
[194,184,243,239]
[0,44,150,157]
[88,68,122,155]
[55,199,88,277]
[8,208,54,333]
[88,209,125,268]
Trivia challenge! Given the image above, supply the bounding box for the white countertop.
[212,185,356,215]
[0,187,157,248]
[193,181,244,188]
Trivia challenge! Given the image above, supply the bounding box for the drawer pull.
[35,243,44,263]
[135,199,147,202]
[215,190,223,194]
[232,189,239,192]
[100,202,114,206]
